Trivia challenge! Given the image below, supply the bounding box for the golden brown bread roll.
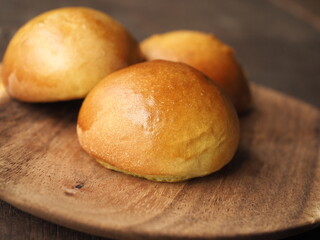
[140,30,252,112]
[77,60,240,182]
[0,64,10,105]
[1,7,142,102]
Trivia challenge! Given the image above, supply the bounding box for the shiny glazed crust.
[77,60,240,182]
[1,7,142,102]
[140,30,252,112]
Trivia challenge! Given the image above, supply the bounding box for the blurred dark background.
[0,0,319,239]
[1,0,319,107]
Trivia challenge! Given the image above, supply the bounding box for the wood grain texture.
[1,0,320,239]
[0,82,319,240]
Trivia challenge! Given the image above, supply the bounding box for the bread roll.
[0,64,10,105]
[77,60,240,182]
[140,30,252,112]
[1,7,142,102]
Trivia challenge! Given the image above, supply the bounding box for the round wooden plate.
[0,82,319,240]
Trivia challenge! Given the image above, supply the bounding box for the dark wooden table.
[0,0,319,239]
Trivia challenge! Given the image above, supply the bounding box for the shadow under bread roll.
[77,60,240,182]
[1,7,142,102]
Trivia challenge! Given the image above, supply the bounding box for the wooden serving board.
[0,82,319,240]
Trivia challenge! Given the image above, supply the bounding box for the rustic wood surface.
[0,81,319,240]
[0,0,320,239]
